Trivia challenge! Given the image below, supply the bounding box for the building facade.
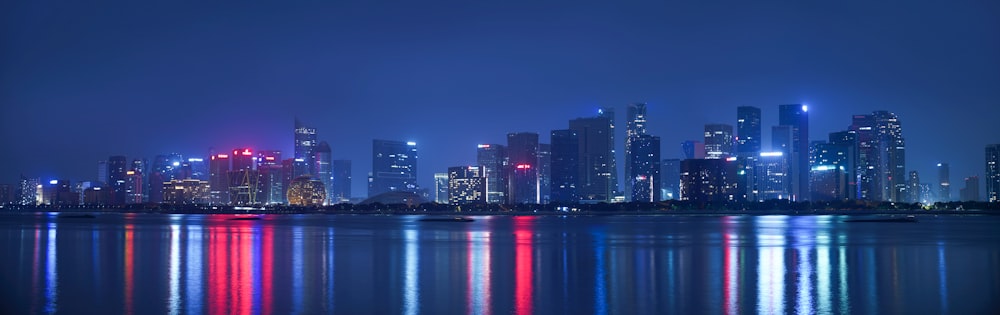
[550,130,579,203]
[448,166,486,205]
[986,144,999,202]
[369,140,419,197]
[506,132,539,204]
[569,115,615,202]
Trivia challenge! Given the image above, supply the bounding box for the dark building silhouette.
[315,141,333,205]
[108,155,128,205]
[570,115,615,203]
[680,159,739,203]
[850,114,878,201]
[550,129,579,203]
[681,140,705,160]
[506,132,539,204]
[737,106,762,155]
[704,124,734,159]
[908,171,921,203]
[332,159,352,203]
[938,163,950,202]
[986,144,999,202]
[477,144,507,204]
[624,103,647,202]
[777,104,809,201]
[828,131,858,200]
[960,176,980,202]
[228,148,260,205]
[661,159,681,200]
[257,150,284,204]
[874,111,906,202]
[369,140,419,197]
[538,143,551,204]
[209,153,230,204]
[628,134,661,202]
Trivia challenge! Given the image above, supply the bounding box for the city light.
[477,144,490,148]
[407,142,416,146]
[49,180,58,185]
[802,105,808,112]
[760,152,784,157]
[516,164,531,169]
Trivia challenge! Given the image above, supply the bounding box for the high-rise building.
[369,140,419,197]
[97,160,108,186]
[737,106,762,156]
[908,171,921,203]
[828,131,858,200]
[960,176,980,202]
[809,141,852,201]
[18,175,39,205]
[294,119,318,177]
[938,163,950,202]
[434,173,449,204]
[874,111,906,202]
[624,103,647,201]
[332,160,352,203]
[108,155,128,205]
[476,144,507,204]
[986,144,999,202]
[163,179,210,204]
[628,135,660,202]
[257,150,284,204]
[229,148,260,205]
[550,130,579,203]
[777,104,809,201]
[448,166,486,205]
[506,132,539,204]
[0,184,12,205]
[209,153,231,204]
[287,176,326,206]
[570,115,615,203]
[538,143,551,204]
[598,107,620,198]
[660,159,681,200]
[315,141,334,205]
[680,159,738,203]
[681,141,706,160]
[754,152,789,201]
[704,124,734,159]
[850,115,878,201]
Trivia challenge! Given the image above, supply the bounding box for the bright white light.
[802,105,808,112]
[49,180,58,185]
[407,142,417,146]
[760,152,784,157]
[937,163,942,167]
[187,158,203,162]
[172,162,180,167]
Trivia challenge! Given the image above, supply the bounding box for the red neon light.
[265,156,275,161]
[516,164,531,169]
[217,154,229,159]
[242,149,252,156]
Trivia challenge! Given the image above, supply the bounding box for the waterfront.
[1,213,998,314]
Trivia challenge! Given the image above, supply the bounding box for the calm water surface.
[1,213,998,314]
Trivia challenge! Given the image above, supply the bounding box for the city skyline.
[1,1,998,198]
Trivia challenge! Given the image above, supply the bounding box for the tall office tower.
[704,124,734,159]
[229,148,260,205]
[257,150,284,204]
[598,107,620,198]
[476,144,507,204]
[908,171,921,203]
[829,131,859,200]
[506,132,539,204]
[570,115,615,202]
[810,141,852,201]
[938,163,950,202]
[332,160,352,203]
[777,104,809,201]
[108,155,128,205]
[294,118,318,177]
[434,173,449,204]
[680,158,738,203]
[208,153,231,204]
[754,152,789,201]
[960,176,980,201]
[737,106,762,155]
[624,103,648,201]
[988,144,1000,202]
[97,160,108,186]
[681,141,706,160]
[628,135,661,202]
[18,175,39,205]
[874,111,906,202]
[0,184,12,205]
[850,115,878,201]
[185,158,208,180]
[369,140,419,197]
[125,159,144,204]
[282,158,295,201]
[131,159,147,203]
[550,130,580,203]
[315,141,334,205]
[538,143,551,204]
[660,159,681,200]
[448,166,486,205]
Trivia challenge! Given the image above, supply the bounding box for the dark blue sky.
[2,0,998,197]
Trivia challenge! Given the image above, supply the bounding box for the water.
[1,213,998,314]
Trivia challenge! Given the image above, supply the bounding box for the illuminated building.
[810,165,847,201]
[938,163,950,202]
[96,160,108,186]
[538,143,551,204]
[369,140,419,196]
[506,132,539,204]
[988,144,1000,202]
[754,152,789,201]
[661,159,680,200]
[828,131,858,200]
[624,103,647,201]
[629,134,661,202]
[208,153,230,204]
[570,114,615,203]
[476,144,507,204]
[40,179,77,206]
[434,173,449,203]
[229,148,260,205]
[850,114,878,200]
[598,107,620,199]
[737,106,762,155]
[550,130,579,203]
[162,179,210,204]
[125,169,143,204]
[294,118,318,177]
[257,150,284,204]
[448,166,486,205]
[704,124,734,159]
[108,155,128,205]
[874,110,906,202]
[332,159,352,203]
[18,175,39,205]
[777,104,809,201]
[315,141,334,205]
[908,171,921,203]
[282,158,296,202]
[960,176,980,202]
[148,154,183,203]
[681,140,706,159]
[680,158,738,203]
[287,175,326,206]
[83,187,109,205]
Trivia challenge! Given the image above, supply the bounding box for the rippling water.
[1,213,998,314]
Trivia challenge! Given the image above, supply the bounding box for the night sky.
[2,1,998,197]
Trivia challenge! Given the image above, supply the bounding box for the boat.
[419,217,474,222]
[229,216,262,221]
[58,214,96,219]
[844,215,917,223]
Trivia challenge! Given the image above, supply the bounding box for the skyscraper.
[828,131,858,200]
[960,176,980,202]
[660,159,680,200]
[448,166,486,205]
[332,160,352,203]
[229,148,260,205]
[550,130,579,203]
[294,118,318,177]
[570,115,615,203]
[506,132,539,204]
[777,104,808,201]
[257,150,284,204]
[369,140,419,197]
[988,144,1000,203]
[598,107,620,198]
[476,144,507,204]
[809,141,852,201]
[18,175,39,205]
[209,153,230,204]
[704,124,734,159]
[315,141,334,205]
[434,172,449,204]
[938,163,950,202]
[908,171,921,203]
[874,111,906,202]
[628,135,661,202]
[681,141,706,160]
[624,103,647,201]
[538,143,551,204]
[108,155,128,205]
[736,106,762,156]
[755,152,789,201]
[851,114,878,201]
[680,158,738,203]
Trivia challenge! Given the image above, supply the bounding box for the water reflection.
[2,213,998,314]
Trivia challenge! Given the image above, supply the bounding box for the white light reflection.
[817,233,831,314]
[403,229,419,315]
[756,216,785,314]
[168,225,180,315]
[938,243,948,313]
[467,231,491,315]
[186,226,203,313]
[45,223,57,314]
[326,227,335,313]
[838,247,850,312]
[292,226,304,314]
